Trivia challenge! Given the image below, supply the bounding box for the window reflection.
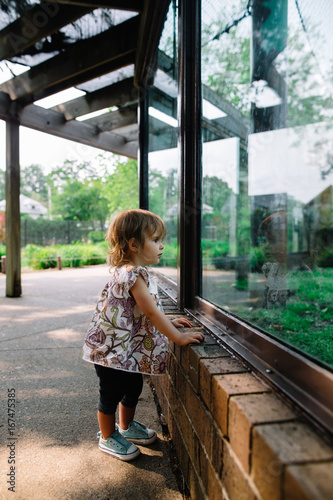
[201,0,333,367]
[148,2,178,282]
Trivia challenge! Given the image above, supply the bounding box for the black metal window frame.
[144,0,333,438]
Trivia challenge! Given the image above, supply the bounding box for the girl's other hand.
[171,317,192,328]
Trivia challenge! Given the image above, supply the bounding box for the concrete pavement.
[0,266,184,500]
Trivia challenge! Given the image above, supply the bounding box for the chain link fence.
[20,218,105,246]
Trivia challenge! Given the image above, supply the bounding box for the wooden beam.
[84,106,137,131]
[5,118,22,297]
[134,0,171,86]
[0,16,140,102]
[51,77,137,120]
[27,53,135,105]
[18,103,138,158]
[0,3,93,61]
[0,91,11,118]
[40,0,143,11]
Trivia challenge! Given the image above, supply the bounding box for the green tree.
[52,178,109,228]
[202,7,332,126]
[149,168,178,221]
[20,164,48,203]
[103,158,139,216]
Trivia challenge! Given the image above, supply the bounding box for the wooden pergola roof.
[0,0,171,158]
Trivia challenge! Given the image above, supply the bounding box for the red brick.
[172,399,194,459]
[212,373,269,436]
[229,393,296,472]
[222,441,258,500]
[199,356,247,411]
[211,424,224,478]
[189,343,228,393]
[252,422,333,500]
[174,362,188,403]
[185,383,213,455]
[284,462,333,500]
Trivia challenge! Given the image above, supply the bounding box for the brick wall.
[151,292,333,500]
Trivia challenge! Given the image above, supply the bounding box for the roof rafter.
[40,0,144,12]
[84,106,137,132]
[20,102,138,158]
[0,90,138,156]
[0,15,140,104]
[51,77,138,120]
[0,3,94,61]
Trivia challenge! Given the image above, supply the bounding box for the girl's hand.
[177,330,205,346]
[171,317,205,345]
[171,317,192,328]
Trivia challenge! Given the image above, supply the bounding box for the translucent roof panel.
[0,0,39,29]
[77,65,135,93]
[3,7,137,67]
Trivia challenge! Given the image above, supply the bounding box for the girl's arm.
[130,275,204,346]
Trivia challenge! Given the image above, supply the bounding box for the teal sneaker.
[98,429,140,461]
[117,420,157,445]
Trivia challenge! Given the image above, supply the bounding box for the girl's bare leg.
[97,411,115,440]
[119,403,136,430]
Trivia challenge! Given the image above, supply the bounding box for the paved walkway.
[0,266,183,500]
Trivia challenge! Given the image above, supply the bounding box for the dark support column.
[138,88,149,210]
[251,0,288,132]
[177,0,202,309]
[5,118,21,297]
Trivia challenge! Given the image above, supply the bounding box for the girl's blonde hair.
[106,209,167,267]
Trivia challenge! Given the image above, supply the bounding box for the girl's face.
[130,231,164,267]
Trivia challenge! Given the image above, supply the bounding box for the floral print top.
[83,265,169,375]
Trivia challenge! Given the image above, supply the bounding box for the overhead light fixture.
[148,107,178,127]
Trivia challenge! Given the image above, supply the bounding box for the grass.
[239,267,333,368]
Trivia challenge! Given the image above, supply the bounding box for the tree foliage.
[20,164,48,202]
[103,158,138,216]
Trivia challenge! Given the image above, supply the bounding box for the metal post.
[5,117,21,297]
[138,87,149,210]
[177,0,202,309]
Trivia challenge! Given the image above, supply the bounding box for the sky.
[0,121,109,174]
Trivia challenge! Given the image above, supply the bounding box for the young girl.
[83,209,204,461]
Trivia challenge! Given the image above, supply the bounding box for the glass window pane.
[201,0,333,368]
[148,1,178,282]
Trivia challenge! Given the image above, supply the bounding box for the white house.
[0,194,47,219]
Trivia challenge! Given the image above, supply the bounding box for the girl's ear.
[128,238,139,253]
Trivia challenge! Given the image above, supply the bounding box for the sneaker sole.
[99,443,141,461]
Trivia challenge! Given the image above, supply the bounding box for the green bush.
[60,245,82,267]
[250,246,267,273]
[80,243,106,266]
[21,243,107,270]
[88,230,106,243]
[0,245,5,272]
[158,243,177,267]
[318,249,333,268]
[31,246,57,270]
